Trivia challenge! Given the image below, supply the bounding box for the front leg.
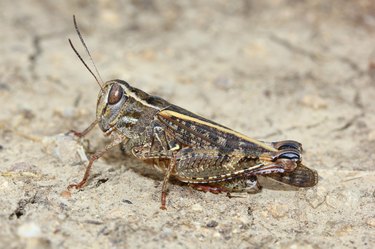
[68,132,127,190]
[68,119,98,138]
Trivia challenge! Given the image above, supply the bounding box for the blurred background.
[1,1,374,248]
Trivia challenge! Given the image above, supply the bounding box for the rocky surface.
[1,1,374,248]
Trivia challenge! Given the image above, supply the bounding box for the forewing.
[157,105,277,154]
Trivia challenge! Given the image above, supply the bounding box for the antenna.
[68,39,104,92]
[69,15,104,91]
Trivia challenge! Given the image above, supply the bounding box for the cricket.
[67,16,318,209]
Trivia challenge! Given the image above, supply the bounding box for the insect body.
[69,80,318,209]
[67,17,318,209]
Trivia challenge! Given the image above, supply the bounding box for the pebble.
[17,223,51,249]
[206,220,218,228]
[335,224,353,236]
[303,186,328,209]
[191,203,203,212]
[42,134,88,163]
[60,190,71,198]
[17,223,42,238]
[280,240,316,249]
[366,217,375,227]
[0,178,10,190]
[301,95,328,109]
[267,203,289,219]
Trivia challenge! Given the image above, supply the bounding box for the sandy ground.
[1,1,375,248]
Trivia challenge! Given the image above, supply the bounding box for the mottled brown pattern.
[70,75,318,209]
[95,80,318,194]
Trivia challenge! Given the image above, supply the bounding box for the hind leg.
[190,175,262,194]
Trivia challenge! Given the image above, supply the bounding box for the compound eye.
[108,83,123,105]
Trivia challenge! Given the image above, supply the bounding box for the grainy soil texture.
[1,1,375,248]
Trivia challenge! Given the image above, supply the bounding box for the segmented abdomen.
[174,148,261,183]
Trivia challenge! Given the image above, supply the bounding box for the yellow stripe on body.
[159,110,278,152]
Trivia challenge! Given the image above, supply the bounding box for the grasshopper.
[67,16,318,209]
